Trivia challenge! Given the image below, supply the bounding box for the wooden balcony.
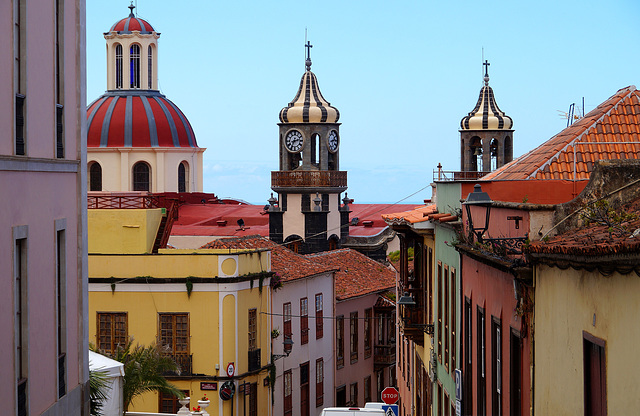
[271,170,347,190]
[374,344,396,369]
[399,286,426,346]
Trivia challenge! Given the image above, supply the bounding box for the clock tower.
[268,43,350,253]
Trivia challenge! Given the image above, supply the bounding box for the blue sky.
[87,1,640,204]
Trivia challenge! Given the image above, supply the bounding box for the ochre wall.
[534,265,640,415]
[88,208,164,254]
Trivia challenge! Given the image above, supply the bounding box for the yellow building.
[88,199,273,415]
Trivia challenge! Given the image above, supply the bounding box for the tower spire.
[305,40,313,71]
[483,60,490,85]
[128,2,135,17]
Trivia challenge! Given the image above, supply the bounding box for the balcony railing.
[271,170,347,188]
[248,348,261,372]
[374,344,396,367]
[163,354,192,376]
[433,170,489,181]
[87,194,177,211]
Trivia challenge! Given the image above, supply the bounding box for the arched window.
[132,162,150,191]
[178,162,188,193]
[147,45,153,89]
[285,235,303,254]
[311,133,320,166]
[328,235,340,251]
[490,138,499,171]
[470,137,482,172]
[115,44,123,89]
[129,44,141,88]
[89,162,102,191]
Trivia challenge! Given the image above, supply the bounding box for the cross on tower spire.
[483,60,490,85]
[305,40,313,71]
[128,1,135,17]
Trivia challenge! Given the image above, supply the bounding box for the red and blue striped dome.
[86,91,197,148]
[107,5,155,34]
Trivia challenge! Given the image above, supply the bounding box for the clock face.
[328,130,339,152]
[285,130,303,152]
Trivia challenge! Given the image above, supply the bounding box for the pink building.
[0,0,88,415]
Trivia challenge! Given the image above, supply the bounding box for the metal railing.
[433,169,489,181]
[271,170,347,188]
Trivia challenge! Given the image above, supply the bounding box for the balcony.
[271,170,347,191]
[248,348,261,372]
[163,354,192,376]
[399,286,426,346]
[374,344,396,369]
[433,169,489,181]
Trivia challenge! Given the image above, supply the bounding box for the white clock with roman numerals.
[328,130,339,152]
[285,130,303,152]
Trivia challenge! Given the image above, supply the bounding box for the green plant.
[185,276,193,298]
[106,338,184,414]
[271,328,281,339]
[522,195,529,203]
[580,199,638,237]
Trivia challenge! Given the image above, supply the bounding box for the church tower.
[459,61,514,173]
[86,4,205,193]
[268,43,350,253]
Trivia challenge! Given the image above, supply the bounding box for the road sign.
[454,369,462,401]
[226,362,235,377]
[455,400,461,416]
[381,387,399,404]
[219,381,235,401]
[382,405,399,416]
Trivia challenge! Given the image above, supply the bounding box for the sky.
[87,1,640,205]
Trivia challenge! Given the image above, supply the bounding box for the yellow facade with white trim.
[88,209,273,415]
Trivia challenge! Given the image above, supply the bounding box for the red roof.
[87,91,198,148]
[483,86,640,181]
[306,249,396,301]
[200,235,335,282]
[382,204,437,225]
[348,203,418,236]
[108,7,155,34]
[528,198,640,257]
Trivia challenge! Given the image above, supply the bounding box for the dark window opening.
[56,104,64,158]
[115,44,123,89]
[178,162,187,192]
[90,162,103,191]
[133,162,150,191]
[147,45,153,89]
[130,44,141,88]
[583,333,606,416]
[16,94,25,155]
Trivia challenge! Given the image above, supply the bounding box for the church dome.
[107,4,155,34]
[460,69,513,131]
[87,90,197,148]
[279,68,340,124]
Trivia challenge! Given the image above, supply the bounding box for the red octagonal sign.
[381,387,399,404]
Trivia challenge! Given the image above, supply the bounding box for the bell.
[473,147,482,156]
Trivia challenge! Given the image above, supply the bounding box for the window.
[428,247,433,324]
[350,312,358,363]
[129,44,141,88]
[477,307,486,416]
[364,308,372,358]
[510,329,522,416]
[14,227,28,416]
[376,371,384,403]
[56,104,64,158]
[178,162,188,193]
[283,303,292,353]
[336,315,344,368]
[159,390,189,413]
[316,358,324,407]
[444,265,449,370]
[492,318,502,416]
[465,297,473,416]
[14,0,26,156]
[248,308,257,351]
[132,162,150,191]
[147,45,153,89]
[364,376,372,403]
[115,44,123,89]
[89,162,102,191]
[248,383,257,416]
[377,313,384,344]
[315,293,323,339]
[350,382,358,407]
[300,298,309,345]
[248,309,260,372]
[97,313,127,354]
[284,370,292,416]
[56,223,67,398]
[159,313,190,374]
[451,268,456,371]
[583,332,606,416]
[437,262,443,362]
[300,362,310,416]
[336,385,346,407]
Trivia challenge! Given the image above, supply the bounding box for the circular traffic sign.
[226,362,235,377]
[219,381,235,401]
[381,386,399,404]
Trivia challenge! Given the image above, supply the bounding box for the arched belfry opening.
[459,60,514,174]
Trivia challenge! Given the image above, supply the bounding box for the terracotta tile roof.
[528,199,640,257]
[200,235,335,282]
[374,291,396,308]
[483,86,640,181]
[306,249,396,301]
[348,203,418,236]
[382,204,437,225]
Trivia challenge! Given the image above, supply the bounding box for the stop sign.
[381,387,399,404]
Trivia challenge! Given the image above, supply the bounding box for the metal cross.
[483,60,490,77]
[305,41,313,61]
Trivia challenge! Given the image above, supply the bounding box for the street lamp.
[463,184,492,243]
[272,335,294,361]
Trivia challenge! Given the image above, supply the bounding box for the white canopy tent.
[89,350,125,416]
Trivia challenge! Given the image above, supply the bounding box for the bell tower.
[459,61,514,173]
[268,42,350,254]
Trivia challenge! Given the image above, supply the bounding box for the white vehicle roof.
[320,407,385,415]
